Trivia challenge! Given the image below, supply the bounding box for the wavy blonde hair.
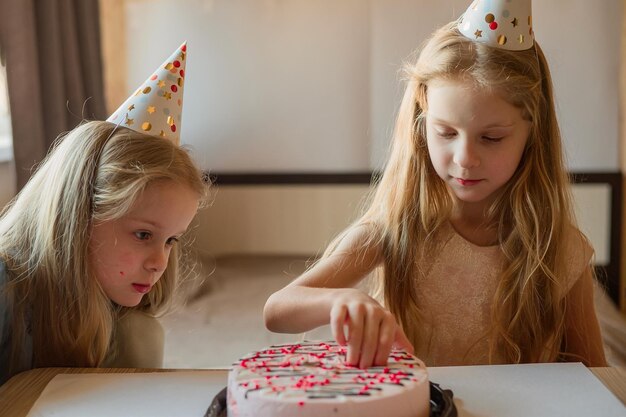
[0,120,207,372]
[329,21,582,364]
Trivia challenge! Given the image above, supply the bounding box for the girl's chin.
[113,296,144,308]
[449,186,499,205]
[451,192,489,204]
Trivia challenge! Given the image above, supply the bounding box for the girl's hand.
[330,289,414,369]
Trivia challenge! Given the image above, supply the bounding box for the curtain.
[0,0,106,190]
[621,0,626,313]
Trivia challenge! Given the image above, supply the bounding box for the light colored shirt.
[104,310,164,368]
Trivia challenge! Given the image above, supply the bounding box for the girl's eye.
[482,136,504,142]
[166,237,180,246]
[134,231,151,241]
[437,131,456,139]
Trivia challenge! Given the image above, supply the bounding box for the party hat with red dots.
[107,42,187,144]
[459,0,533,51]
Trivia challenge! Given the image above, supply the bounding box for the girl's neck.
[450,203,499,247]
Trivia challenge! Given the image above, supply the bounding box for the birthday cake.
[227,341,429,417]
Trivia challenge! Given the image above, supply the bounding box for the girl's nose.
[145,247,169,273]
[453,138,480,169]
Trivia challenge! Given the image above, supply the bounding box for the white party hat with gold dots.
[459,0,534,51]
[107,42,187,144]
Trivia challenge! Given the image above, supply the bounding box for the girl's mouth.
[455,178,482,186]
[132,283,152,294]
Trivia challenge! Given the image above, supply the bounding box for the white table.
[1,364,624,417]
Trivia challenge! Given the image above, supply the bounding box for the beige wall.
[190,185,370,257]
[102,1,623,173]
[191,183,614,265]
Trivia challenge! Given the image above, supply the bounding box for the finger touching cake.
[227,341,429,417]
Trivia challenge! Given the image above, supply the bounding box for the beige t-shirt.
[103,310,164,368]
[412,222,593,366]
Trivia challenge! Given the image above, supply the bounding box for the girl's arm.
[264,225,412,368]
[264,225,381,333]
[562,265,607,367]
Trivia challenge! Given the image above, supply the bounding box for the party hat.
[108,42,187,144]
[459,0,534,51]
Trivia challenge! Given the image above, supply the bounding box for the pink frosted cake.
[227,341,429,417]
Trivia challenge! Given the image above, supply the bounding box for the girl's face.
[88,180,199,307]
[425,78,531,211]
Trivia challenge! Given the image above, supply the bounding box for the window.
[0,56,13,162]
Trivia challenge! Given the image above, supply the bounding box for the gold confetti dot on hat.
[459,0,533,51]
[106,42,188,144]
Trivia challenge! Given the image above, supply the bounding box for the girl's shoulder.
[322,222,384,271]
[562,224,593,264]
[561,224,594,294]
[336,222,383,253]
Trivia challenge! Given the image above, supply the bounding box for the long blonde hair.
[332,22,581,363]
[0,120,207,371]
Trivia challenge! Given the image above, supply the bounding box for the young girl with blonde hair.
[264,1,606,368]
[0,44,206,383]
